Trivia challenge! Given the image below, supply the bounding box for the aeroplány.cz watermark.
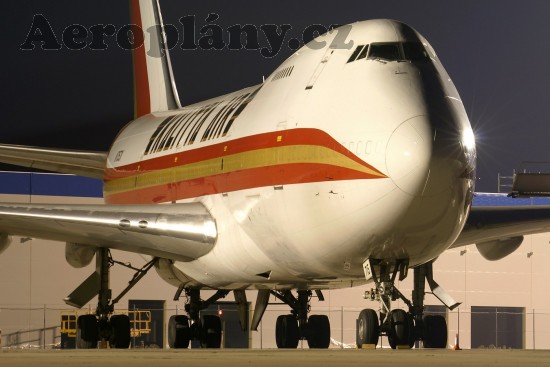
[20,13,354,58]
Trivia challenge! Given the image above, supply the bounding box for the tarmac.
[1,349,550,367]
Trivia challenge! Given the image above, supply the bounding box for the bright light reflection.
[461,127,476,150]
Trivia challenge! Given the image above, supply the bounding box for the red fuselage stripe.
[105,129,382,179]
[104,128,387,204]
[105,163,380,204]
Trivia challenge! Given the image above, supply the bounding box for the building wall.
[1,173,550,349]
[0,173,177,347]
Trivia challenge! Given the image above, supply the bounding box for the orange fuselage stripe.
[104,129,387,204]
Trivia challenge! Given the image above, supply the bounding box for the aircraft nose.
[385,116,432,196]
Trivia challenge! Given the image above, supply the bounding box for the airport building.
[1,172,550,349]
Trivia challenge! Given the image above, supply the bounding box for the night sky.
[2,0,550,192]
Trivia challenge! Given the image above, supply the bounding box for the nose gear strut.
[358,258,460,349]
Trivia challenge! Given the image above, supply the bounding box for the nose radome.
[385,116,432,196]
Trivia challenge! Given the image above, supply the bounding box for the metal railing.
[0,306,152,349]
[2,325,59,349]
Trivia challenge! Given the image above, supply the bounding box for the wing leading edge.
[452,205,550,259]
[0,144,107,179]
[0,202,217,262]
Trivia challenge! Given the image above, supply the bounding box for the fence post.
[43,304,46,349]
[533,309,535,350]
[495,309,498,348]
[133,305,137,349]
[457,307,460,347]
[341,306,344,349]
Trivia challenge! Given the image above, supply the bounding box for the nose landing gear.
[357,259,459,349]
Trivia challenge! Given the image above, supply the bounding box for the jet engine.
[65,242,96,268]
[0,233,12,255]
[476,236,523,261]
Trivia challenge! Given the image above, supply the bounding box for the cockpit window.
[368,43,401,61]
[347,42,430,64]
[347,45,365,63]
[403,42,429,61]
[356,45,369,60]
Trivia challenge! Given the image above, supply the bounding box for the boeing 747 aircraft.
[1,0,550,350]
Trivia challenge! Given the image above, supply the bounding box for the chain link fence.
[0,304,546,350]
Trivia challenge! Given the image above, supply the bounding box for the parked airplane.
[1,0,549,350]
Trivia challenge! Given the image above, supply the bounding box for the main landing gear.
[168,288,331,349]
[249,289,330,349]
[272,290,331,349]
[168,288,230,349]
[168,288,253,349]
[70,248,158,349]
[356,259,460,349]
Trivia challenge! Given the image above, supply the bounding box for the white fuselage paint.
[107,20,475,290]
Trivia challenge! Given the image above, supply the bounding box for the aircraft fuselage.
[105,20,475,289]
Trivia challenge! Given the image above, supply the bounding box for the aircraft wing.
[0,202,217,262]
[452,205,550,259]
[0,144,107,179]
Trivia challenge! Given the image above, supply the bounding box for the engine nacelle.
[154,258,191,287]
[65,242,96,268]
[476,236,523,261]
[0,233,12,255]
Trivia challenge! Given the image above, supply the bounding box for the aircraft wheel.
[307,315,331,349]
[356,308,379,348]
[275,314,299,348]
[423,315,447,348]
[76,314,98,349]
[109,314,131,349]
[201,315,222,348]
[388,309,414,349]
[168,315,191,348]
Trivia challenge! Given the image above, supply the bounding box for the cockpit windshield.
[349,42,430,63]
[368,43,401,61]
[402,42,429,61]
[347,42,430,63]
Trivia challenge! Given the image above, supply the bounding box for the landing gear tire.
[109,314,131,349]
[275,314,299,349]
[76,315,98,349]
[306,315,330,349]
[356,308,379,348]
[201,315,222,348]
[168,315,191,349]
[387,309,414,349]
[423,315,447,348]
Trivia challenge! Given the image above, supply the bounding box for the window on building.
[471,306,524,349]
